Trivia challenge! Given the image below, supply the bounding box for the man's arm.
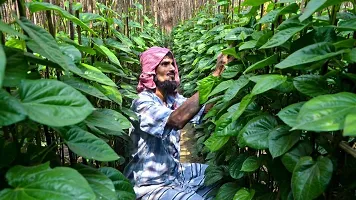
[167,54,231,129]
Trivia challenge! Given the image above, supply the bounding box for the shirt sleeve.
[132,96,173,138]
[175,93,206,125]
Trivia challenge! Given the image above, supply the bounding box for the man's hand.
[212,54,234,77]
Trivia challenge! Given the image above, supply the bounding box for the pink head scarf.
[137,46,180,93]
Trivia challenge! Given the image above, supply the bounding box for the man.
[124,47,230,200]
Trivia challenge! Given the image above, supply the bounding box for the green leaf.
[20,79,94,127]
[204,166,224,186]
[94,44,122,68]
[216,182,241,200]
[281,142,313,172]
[59,126,120,161]
[229,154,248,179]
[76,63,117,87]
[275,42,345,69]
[277,102,305,127]
[0,89,26,126]
[222,47,239,58]
[0,44,5,88]
[61,76,110,101]
[232,94,255,121]
[239,40,257,51]
[343,113,356,136]
[221,64,244,79]
[293,92,356,132]
[243,54,278,74]
[59,37,96,55]
[268,126,300,158]
[28,2,96,35]
[94,83,123,106]
[292,156,333,200]
[223,75,250,102]
[241,156,259,172]
[344,48,356,63]
[197,75,219,104]
[250,74,287,95]
[2,47,30,87]
[0,163,95,200]
[204,134,230,152]
[215,118,241,137]
[299,0,345,22]
[240,115,278,150]
[225,27,254,41]
[0,138,16,168]
[74,164,116,200]
[209,80,234,97]
[337,19,356,31]
[79,13,106,23]
[233,188,255,200]
[257,3,299,24]
[85,109,131,132]
[93,62,126,77]
[0,20,27,39]
[98,167,135,200]
[242,0,270,6]
[293,75,329,97]
[59,44,82,63]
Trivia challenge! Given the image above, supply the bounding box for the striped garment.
[124,90,212,199]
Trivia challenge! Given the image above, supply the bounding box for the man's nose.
[169,64,175,72]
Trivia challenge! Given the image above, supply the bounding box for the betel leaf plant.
[0,0,166,199]
[173,0,356,199]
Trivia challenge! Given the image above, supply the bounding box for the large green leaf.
[27,2,96,35]
[98,167,135,200]
[277,102,305,127]
[215,119,241,137]
[93,61,126,77]
[60,126,120,161]
[0,20,27,39]
[0,44,5,88]
[74,164,116,200]
[337,19,356,31]
[223,75,250,102]
[225,27,254,41]
[79,13,106,23]
[19,79,94,127]
[241,156,259,172]
[243,54,278,74]
[221,64,244,79]
[275,42,346,69]
[216,182,240,200]
[94,44,122,68]
[293,75,329,97]
[61,76,110,101]
[242,0,270,6]
[204,134,230,152]
[58,37,96,55]
[0,163,95,200]
[197,75,219,104]
[344,113,356,136]
[208,80,234,97]
[268,126,300,158]
[232,94,255,121]
[257,3,299,24]
[233,188,255,200]
[229,154,248,179]
[94,83,123,106]
[292,156,333,200]
[250,74,287,95]
[281,142,313,172]
[59,44,82,63]
[76,63,117,87]
[293,92,356,131]
[0,89,26,126]
[299,0,345,22]
[2,47,30,87]
[240,115,278,149]
[204,166,225,186]
[85,109,131,132]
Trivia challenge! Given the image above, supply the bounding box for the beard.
[154,76,178,95]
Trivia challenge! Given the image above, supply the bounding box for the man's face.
[155,56,175,82]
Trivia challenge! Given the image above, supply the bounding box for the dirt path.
[180,123,204,163]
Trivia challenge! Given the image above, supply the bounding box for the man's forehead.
[160,56,174,62]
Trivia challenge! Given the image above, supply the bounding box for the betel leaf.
[277,102,305,127]
[0,162,95,200]
[233,188,255,200]
[257,3,299,25]
[243,54,278,74]
[242,0,270,6]
[215,182,240,200]
[250,74,287,95]
[59,44,82,63]
[293,75,329,97]
[0,20,27,39]
[0,138,16,168]
[268,126,300,158]
[76,63,117,87]
[27,2,96,35]
[344,48,356,63]
[0,44,5,88]
[85,109,131,132]
[275,42,346,69]
[19,79,94,127]
[0,89,26,126]
[73,164,116,200]
[61,76,110,101]
[337,19,356,31]
[204,165,224,186]
[59,126,120,161]
[215,119,241,137]
[3,47,30,87]
[222,47,239,58]
[281,142,313,172]
[221,64,244,79]
[239,115,278,150]
[204,134,230,152]
[292,156,333,200]
[241,156,259,172]
[208,80,234,97]
[94,61,126,77]
[343,113,356,136]
[94,44,122,68]
[223,75,250,102]
[239,40,257,51]
[299,0,345,22]
[98,167,135,200]
[232,94,255,121]
[197,75,219,104]
[225,27,254,41]
[293,92,356,132]
[229,154,248,179]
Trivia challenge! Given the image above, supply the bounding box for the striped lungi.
[137,163,217,200]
